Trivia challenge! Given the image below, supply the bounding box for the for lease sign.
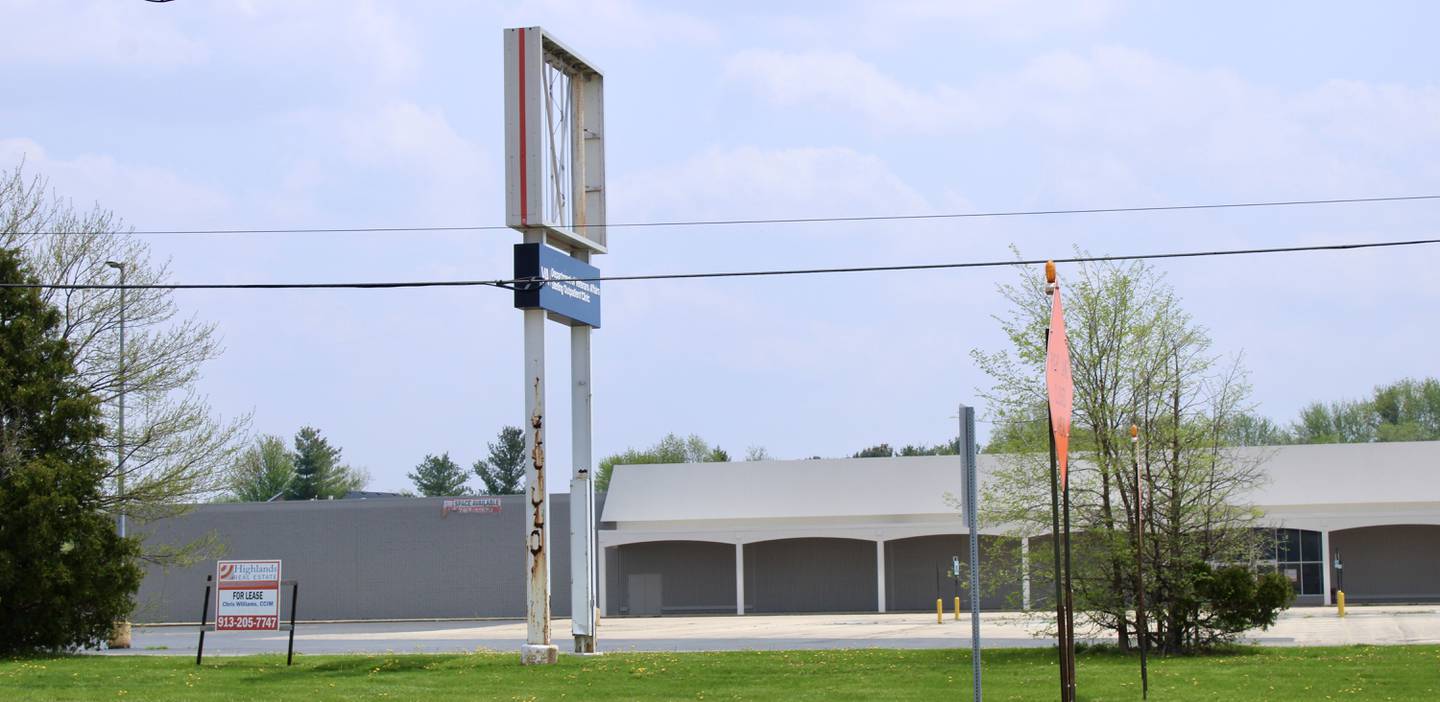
[215,560,282,631]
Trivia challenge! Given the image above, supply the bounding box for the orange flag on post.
[1045,263,1074,486]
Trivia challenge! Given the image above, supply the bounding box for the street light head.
[1045,260,1056,285]
[1130,424,1139,443]
[105,261,124,270]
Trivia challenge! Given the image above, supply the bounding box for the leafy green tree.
[286,427,366,500]
[224,435,296,502]
[0,247,141,652]
[474,426,526,495]
[1290,377,1440,444]
[409,452,470,497]
[2,164,246,569]
[1373,377,1440,441]
[595,433,730,491]
[1222,413,1292,447]
[1291,400,1377,444]
[852,443,895,458]
[973,256,1279,653]
[900,438,960,456]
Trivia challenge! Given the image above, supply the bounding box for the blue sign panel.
[513,243,601,328]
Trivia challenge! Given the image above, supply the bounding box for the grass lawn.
[2,645,1436,701]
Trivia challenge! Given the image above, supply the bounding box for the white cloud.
[856,0,1122,40]
[615,145,930,223]
[770,0,1123,46]
[214,0,422,85]
[725,49,986,134]
[728,45,1440,198]
[0,0,208,67]
[0,138,231,229]
[0,1,422,85]
[336,101,494,222]
[501,0,719,49]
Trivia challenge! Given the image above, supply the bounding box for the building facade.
[133,442,1439,622]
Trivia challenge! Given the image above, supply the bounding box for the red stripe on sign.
[518,28,528,226]
[218,581,279,589]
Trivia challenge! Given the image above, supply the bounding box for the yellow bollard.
[936,598,943,624]
[954,596,961,620]
[1337,590,1346,617]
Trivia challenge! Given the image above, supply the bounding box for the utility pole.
[105,261,126,538]
[105,260,129,650]
[1131,424,1149,699]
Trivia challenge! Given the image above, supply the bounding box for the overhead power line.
[2,237,1436,291]
[12,193,1440,236]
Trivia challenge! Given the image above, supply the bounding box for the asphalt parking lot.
[106,605,1440,656]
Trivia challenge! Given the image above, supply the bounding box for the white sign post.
[215,560,282,631]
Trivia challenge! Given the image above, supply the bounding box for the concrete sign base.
[521,643,559,666]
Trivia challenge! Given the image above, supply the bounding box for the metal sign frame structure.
[504,25,605,665]
[196,570,301,666]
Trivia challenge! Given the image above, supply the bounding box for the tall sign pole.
[505,26,607,665]
[1131,424,1149,699]
[1044,260,1077,702]
[957,404,982,702]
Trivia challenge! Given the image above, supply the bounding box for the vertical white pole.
[1321,529,1332,606]
[876,540,887,613]
[1021,536,1032,611]
[521,232,557,666]
[597,543,608,617]
[735,543,745,616]
[959,403,982,701]
[570,291,597,652]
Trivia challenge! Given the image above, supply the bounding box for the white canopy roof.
[601,442,1440,529]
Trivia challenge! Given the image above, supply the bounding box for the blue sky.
[3,1,1438,492]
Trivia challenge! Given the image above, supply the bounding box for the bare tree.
[1,162,247,566]
[973,255,1287,653]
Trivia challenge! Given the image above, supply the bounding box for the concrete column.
[735,543,745,616]
[1321,529,1333,605]
[876,540,887,613]
[1021,536,1032,611]
[569,289,597,653]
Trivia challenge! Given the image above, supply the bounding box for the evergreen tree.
[286,426,365,500]
[0,247,141,652]
[409,452,470,496]
[474,426,526,495]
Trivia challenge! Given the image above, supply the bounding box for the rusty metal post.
[520,232,557,666]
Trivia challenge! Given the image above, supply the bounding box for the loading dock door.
[628,573,662,615]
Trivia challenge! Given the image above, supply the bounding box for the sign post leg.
[521,237,557,665]
[287,581,299,666]
[570,263,598,654]
[196,575,211,666]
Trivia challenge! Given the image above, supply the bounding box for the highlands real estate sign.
[215,560,282,631]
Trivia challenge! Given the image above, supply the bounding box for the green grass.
[2,646,1436,701]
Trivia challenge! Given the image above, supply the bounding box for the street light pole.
[105,261,126,539]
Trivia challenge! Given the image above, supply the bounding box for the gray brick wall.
[133,494,596,623]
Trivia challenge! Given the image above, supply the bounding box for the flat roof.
[601,441,1439,525]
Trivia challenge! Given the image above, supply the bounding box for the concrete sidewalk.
[109,605,1440,656]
